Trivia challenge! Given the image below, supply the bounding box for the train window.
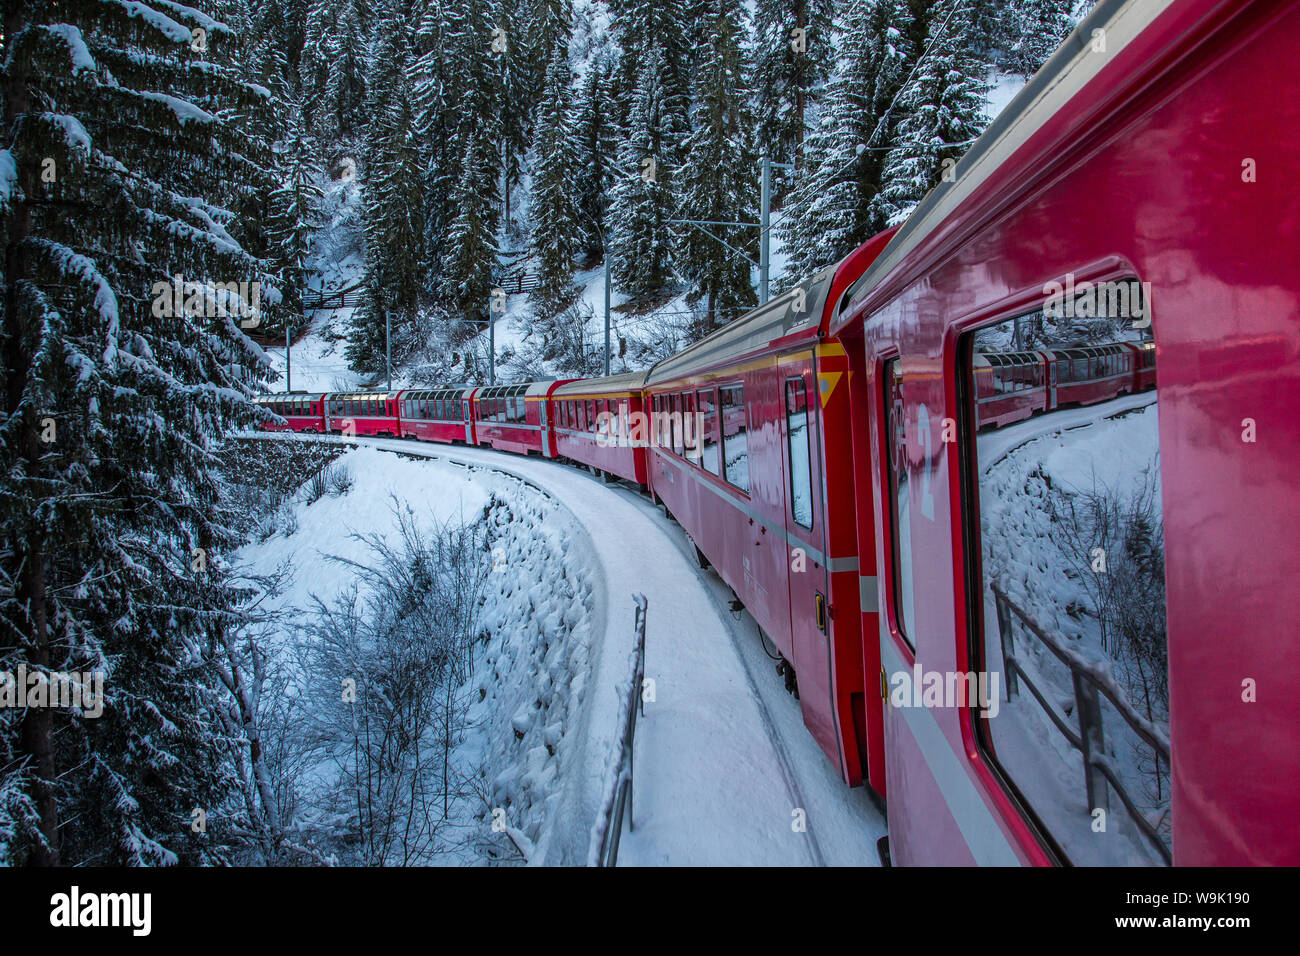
[698,388,719,475]
[668,394,681,456]
[883,359,915,645]
[681,392,698,463]
[719,384,749,491]
[585,400,595,432]
[963,296,1167,866]
[785,378,814,529]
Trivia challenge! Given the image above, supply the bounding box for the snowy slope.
[246,433,887,865]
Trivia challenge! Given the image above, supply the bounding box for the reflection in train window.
[883,358,915,645]
[698,388,719,475]
[785,378,813,529]
[965,290,1167,865]
[719,384,749,491]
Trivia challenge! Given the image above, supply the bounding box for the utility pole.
[604,253,611,377]
[489,309,496,385]
[759,156,771,305]
[758,155,793,305]
[285,318,292,391]
[385,309,392,391]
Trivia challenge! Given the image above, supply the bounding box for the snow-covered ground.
[243,433,886,865]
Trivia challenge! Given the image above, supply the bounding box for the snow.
[245,433,886,864]
[41,24,97,73]
[975,393,1168,865]
[0,151,16,209]
[983,69,1028,122]
[137,90,215,126]
[107,0,193,44]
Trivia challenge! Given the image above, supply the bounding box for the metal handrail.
[589,593,648,867]
[991,584,1172,864]
[302,282,364,311]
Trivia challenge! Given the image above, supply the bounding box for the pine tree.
[676,0,757,334]
[529,47,582,314]
[348,6,427,374]
[572,55,616,264]
[1005,0,1075,77]
[267,102,325,324]
[871,0,989,225]
[431,0,503,329]
[608,0,692,301]
[1,0,273,864]
[751,0,836,170]
[323,0,370,141]
[779,0,916,281]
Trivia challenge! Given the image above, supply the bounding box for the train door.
[779,356,837,767]
[539,398,552,458]
[462,392,474,444]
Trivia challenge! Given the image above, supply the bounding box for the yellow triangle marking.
[818,371,843,407]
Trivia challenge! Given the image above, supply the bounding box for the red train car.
[971,350,1049,428]
[1047,342,1138,407]
[398,386,475,444]
[830,0,1299,865]
[324,391,401,437]
[252,392,327,432]
[642,226,897,792]
[470,381,571,456]
[552,372,650,485]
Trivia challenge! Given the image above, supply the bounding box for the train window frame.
[784,376,814,530]
[958,286,1167,868]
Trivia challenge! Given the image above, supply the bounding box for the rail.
[992,584,1172,864]
[302,282,363,312]
[588,593,648,867]
[492,271,541,295]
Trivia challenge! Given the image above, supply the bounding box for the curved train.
[255,0,1299,865]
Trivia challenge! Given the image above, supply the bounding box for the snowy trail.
[247,433,885,864]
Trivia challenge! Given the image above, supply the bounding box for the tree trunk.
[4,0,60,867]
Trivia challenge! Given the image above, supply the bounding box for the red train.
[256,0,1299,866]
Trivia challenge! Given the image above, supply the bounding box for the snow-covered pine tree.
[751,0,836,171]
[608,0,692,301]
[348,6,426,374]
[1004,0,1076,77]
[529,46,582,314]
[298,0,338,134]
[1,0,274,865]
[431,0,503,333]
[492,0,534,233]
[266,102,325,322]
[778,0,916,282]
[572,54,616,265]
[323,0,370,141]
[676,0,757,335]
[871,0,989,226]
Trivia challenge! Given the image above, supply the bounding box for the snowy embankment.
[234,442,600,863]
[248,433,886,865]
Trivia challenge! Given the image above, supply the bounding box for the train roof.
[645,262,838,385]
[255,392,326,400]
[553,371,649,397]
[833,0,1173,332]
[328,390,402,400]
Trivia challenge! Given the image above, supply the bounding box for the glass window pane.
[786,378,814,529]
[966,295,1167,866]
[698,389,719,475]
[719,384,749,491]
[884,359,915,643]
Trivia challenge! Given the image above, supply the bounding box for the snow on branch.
[38,24,97,74]
[94,0,192,45]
